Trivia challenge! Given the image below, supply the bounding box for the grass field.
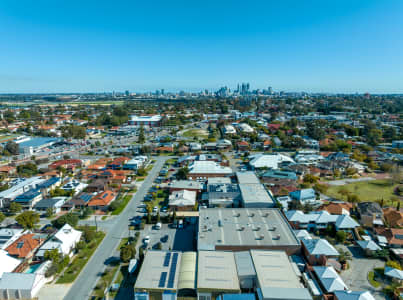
[182,129,208,138]
[325,179,399,205]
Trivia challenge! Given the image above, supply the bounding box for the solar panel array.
[163,252,171,267]
[167,253,178,288]
[158,272,167,288]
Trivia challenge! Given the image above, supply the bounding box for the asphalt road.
[63,156,169,300]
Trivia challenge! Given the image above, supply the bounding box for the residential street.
[63,156,169,300]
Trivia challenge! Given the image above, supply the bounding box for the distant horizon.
[1,86,403,95]
[1,1,403,93]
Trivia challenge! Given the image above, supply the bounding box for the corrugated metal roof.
[177,252,196,290]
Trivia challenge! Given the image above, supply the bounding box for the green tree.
[51,213,79,228]
[9,202,22,215]
[386,260,402,270]
[314,183,328,194]
[335,230,347,243]
[4,141,19,155]
[303,174,319,184]
[338,187,350,199]
[61,125,86,139]
[44,249,61,264]
[337,248,352,263]
[46,207,54,218]
[176,167,189,180]
[16,211,40,230]
[82,225,96,243]
[0,212,5,223]
[138,125,145,144]
[120,245,132,262]
[347,194,360,206]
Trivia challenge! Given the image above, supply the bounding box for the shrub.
[335,231,347,243]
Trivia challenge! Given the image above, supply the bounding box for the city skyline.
[1,0,403,93]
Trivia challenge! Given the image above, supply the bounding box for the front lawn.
[111,194,133,215]
[325,179,399,205]
[56,230,105,284]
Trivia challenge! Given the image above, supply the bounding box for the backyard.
[325,179,400,205]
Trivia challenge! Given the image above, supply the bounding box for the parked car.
[143,236,150,245]
[155,222,162,230]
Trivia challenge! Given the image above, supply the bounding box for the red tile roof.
[6,234,43,259]
[88,190,117,207]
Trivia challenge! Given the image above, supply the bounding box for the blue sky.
[0,0,402,93]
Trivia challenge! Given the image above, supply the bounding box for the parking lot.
[138,223,196,252]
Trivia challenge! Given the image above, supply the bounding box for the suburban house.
[49,159,82,171]
[34,197,67,214]
[383,207,403,228]
[87,190,117,210]
[319,202,352,216]
[0,177,45,209]
[289,188,316,204]
[107,156,130,169]
[123,156,148,170]
[384,266,403,284]
[0,229,24,250]
[261,170,298,184]
[357,202,384,227]
[13,189,43,210]
[36,224,82,259]
[302,238,339,266]
[5,233,44,260]
[334,290,375,300]
[375,228,403,248]
[312,266,347,293]
[285,210,360,231]
[0,166,16,177]
[356,240,382,256]
[86,178,109,193]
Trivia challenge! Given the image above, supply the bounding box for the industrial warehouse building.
[134,250,311,300]
[197,208,300,255]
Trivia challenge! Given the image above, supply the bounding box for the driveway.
[339,245,385,300]
[63,156,170,300]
